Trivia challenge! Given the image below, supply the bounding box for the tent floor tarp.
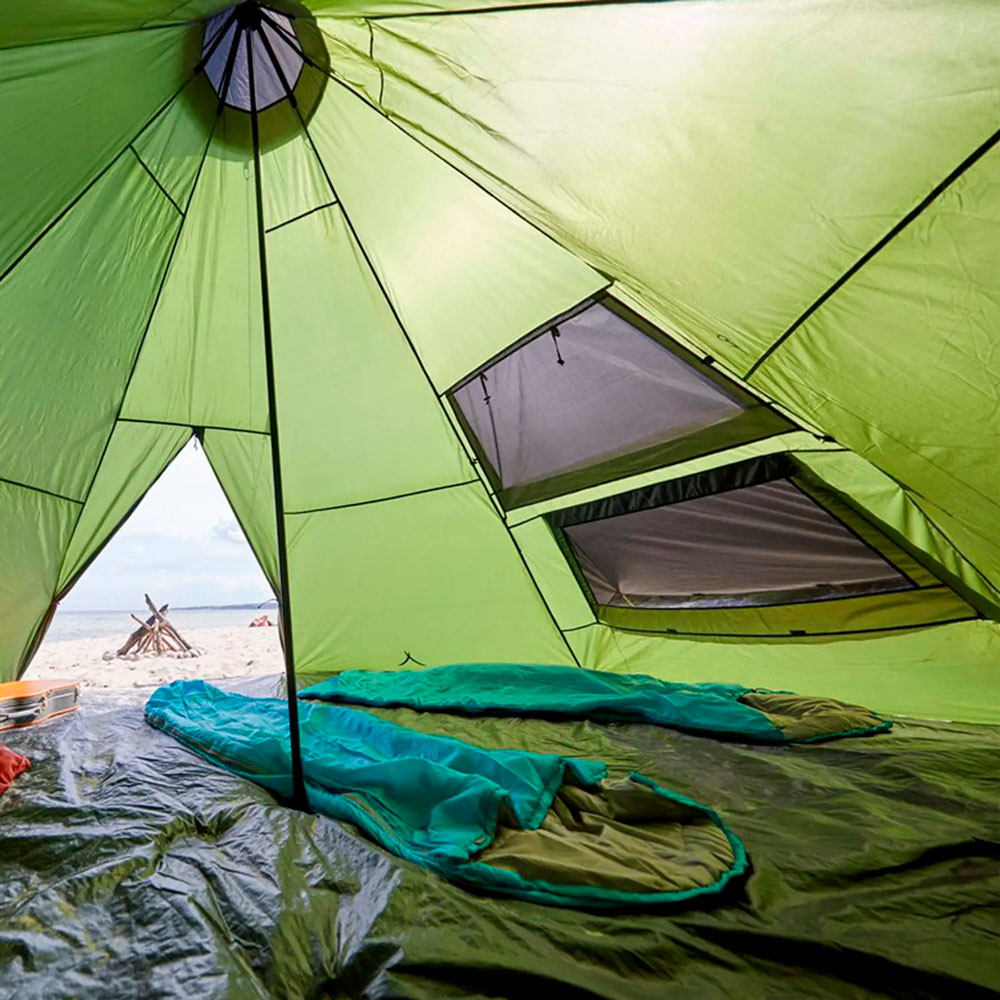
[0,676,997,999]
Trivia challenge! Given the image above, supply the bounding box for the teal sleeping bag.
[146,680,747,909]
[299,663,891,742]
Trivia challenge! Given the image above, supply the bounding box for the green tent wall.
[1,0,999,724]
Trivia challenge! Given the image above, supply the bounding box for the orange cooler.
[0,680,80,731]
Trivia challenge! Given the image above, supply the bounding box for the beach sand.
[22,625,285,690]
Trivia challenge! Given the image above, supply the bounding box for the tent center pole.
[246,21,308,812]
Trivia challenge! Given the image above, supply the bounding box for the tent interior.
[0,1,998,996]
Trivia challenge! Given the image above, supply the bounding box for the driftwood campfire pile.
[107,595,202,660]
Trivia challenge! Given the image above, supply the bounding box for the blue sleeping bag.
[299,662,891,743]
[146,680,746,909]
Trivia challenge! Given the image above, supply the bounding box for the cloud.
[212,519,246,545]
[60,441,274,611]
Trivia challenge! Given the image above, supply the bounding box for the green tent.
[2,0,999,736]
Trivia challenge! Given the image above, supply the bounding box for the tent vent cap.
[202,3,304,113]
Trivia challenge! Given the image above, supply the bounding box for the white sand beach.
[23,624,285,690]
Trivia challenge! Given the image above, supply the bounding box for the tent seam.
[745,122,1000,378]
[285,479,479,516]
[364,0,687,21]
[0,20,196,55]
[264,201,338,233]
[128,144,184,215]
[0,476,82,506]
[118,417,270,436]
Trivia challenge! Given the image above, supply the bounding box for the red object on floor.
[0,745,30,794]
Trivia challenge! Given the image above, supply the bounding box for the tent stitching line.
[0,475,82,506]
[0,11,234,293]
[364,0,686,21]
[128,145,184,215]
[326,19,614,275]
[753,370,1000,521]
[0,20,198,56]
[906,495,1000,613]
[118,417,269,437]
[260,32,583,667]
[745,121,1000,379]
[285,479,480,516]
[264,201,338,233]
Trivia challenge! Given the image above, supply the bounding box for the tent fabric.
[0,1,997,726]
[145,679,747,908]
[299,663,892,744]
[2,680,998,998]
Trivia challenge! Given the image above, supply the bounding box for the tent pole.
[245,9,308,812]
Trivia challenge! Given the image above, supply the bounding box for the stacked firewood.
[111,595,201,660]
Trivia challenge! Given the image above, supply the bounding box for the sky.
[61,440,274,611]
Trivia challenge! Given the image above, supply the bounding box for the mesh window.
[563,479,912,609]
[452,300,748,495]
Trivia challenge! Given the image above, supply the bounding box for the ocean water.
[45,604,277,642]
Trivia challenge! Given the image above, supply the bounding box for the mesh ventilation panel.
[564,479,911,609]
[452,300,746,493]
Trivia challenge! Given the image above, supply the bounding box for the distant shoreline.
[44,605,280,644]
[58,601,276,614]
